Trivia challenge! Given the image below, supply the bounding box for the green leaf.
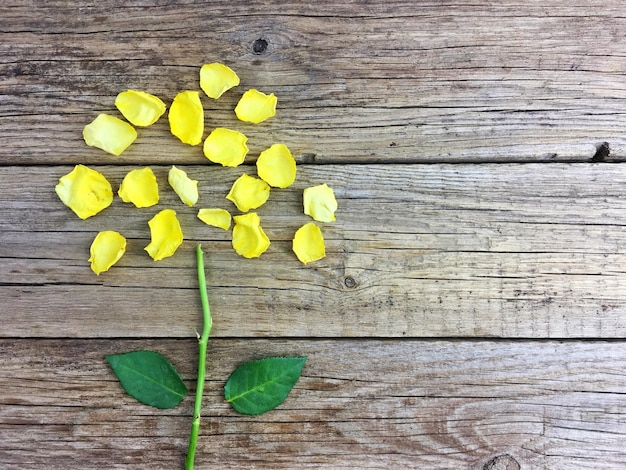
[224,356,306,415]
[106,350,188,409]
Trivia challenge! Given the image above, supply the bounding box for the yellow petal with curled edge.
[168,90,204,145]
[145,209,184,261]
[203,128,248,167]
[89,230,127,275]
[232,212,270,258]
[83,114,137,156]
[226,174,270,212]
[303,183,337,223]
[168,165,198,207]
[55,164,113,219]
[118,167,159,208]
[256,143,296,188]
[197,208,232,230]
[115,90,166,127]
[292,222,326,264]
[234,89,277,124]
[200,63,240,99]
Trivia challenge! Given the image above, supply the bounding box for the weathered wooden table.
[2,1,626,468]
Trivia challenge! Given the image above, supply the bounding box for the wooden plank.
[2,1,626,165]
[1,338,624,469]
[3,163,626,338]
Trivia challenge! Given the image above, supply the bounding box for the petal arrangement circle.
[57,63,338,272]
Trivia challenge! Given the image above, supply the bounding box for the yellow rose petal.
[89,230,127,275]
[55,164,113,219]
[203,128,249,167]
[232,212,270,258]
[83,114,137,156]
[226,174,270,212]
[145,209,183,261]
[292,223,326,264]
[168,165,199,207]
[256,143,296,188]
[115,90,166,127]
[197,208,232,230]
[118,167,159,208]
[200,63,240,99]
[303,183,337,223]
[168,90,204,145]
[234,89,277,124]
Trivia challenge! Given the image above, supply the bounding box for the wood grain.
[2,1,626,165]
[3,1,626,468]
[1,338,624,469]
[3,163,626,338]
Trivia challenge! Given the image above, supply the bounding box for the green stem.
[185,244,213,470]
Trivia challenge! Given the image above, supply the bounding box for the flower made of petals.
[168,90,204,145]
[292,223,326,264]
[256,143,296,188]
[203,128,249,167]
[200,63,240,99]
[197,208,232,230]
[118,167,159,208]
[303,183,337,223]
[83,114,137,156]
[145,209,184,261]
[232,212,270,258]
[168,165,199,207]
[226,174,270,212]
[89,230,127,275]
[55,164,113,219]
[115,90,166,127]
[234,89,277,124]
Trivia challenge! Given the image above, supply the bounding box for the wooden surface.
[2,1,626,468]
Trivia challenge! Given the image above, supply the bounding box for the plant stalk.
[185,244,213,470]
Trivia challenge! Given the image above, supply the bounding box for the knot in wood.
[483,454,520,470]
[344,276,357,289]
[252,38,268,54]
[592,141,610,162]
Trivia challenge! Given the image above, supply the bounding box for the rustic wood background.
[2,1,626,468]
